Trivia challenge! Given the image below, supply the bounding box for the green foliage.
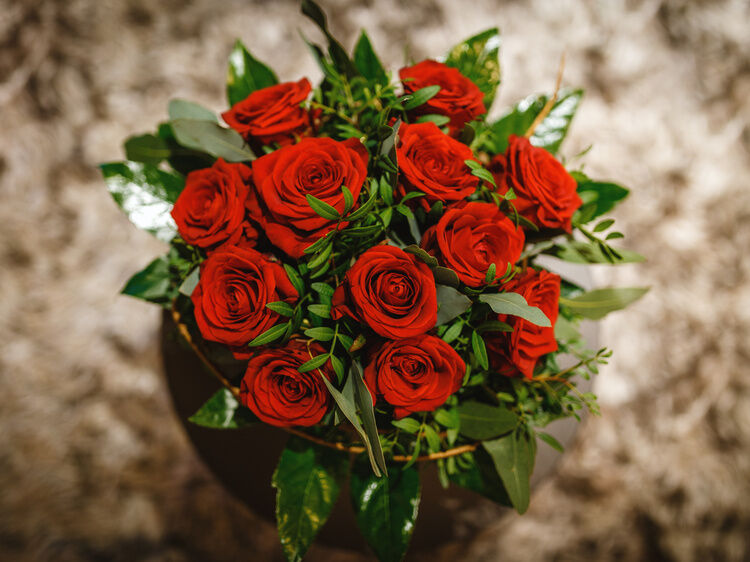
[444,28,501,110]
[170,119,255,162]
[435,285,472,325]
[353,31,388,85]
[560,287,649,319]
[121,255,172,304]
[188,388,258,428]
[350,458,420,562]
[226,39,279,106]
[168,99,218,122]
[479,292,551,327]
[403,85,441,110]
[273,437,348,562]
[575,176,630,221]
[482,429,536,513]
[124,134,170,165]
[458,401,517,440]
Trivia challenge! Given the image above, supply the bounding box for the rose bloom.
[399,60,486,136]
[191,246,298,347]
[396,122,479,210]
[222,78,313,148]
[364,335,465,418]
[490,135,582,232]
[247,136,369,258]
[240,340,332,427]
[421,201,525,287]
[171,158,253,249]
[331,245,437,339]
[485,268,560,378]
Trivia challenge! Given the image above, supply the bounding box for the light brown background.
[1,0,749,560]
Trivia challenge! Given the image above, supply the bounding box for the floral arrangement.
[101,2,647,560]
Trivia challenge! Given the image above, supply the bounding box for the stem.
[524,52,566,138]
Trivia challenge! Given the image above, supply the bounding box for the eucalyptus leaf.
[171,119,255,162]
[168,99,218,122]
[436,285,472,325]
[479,292,551,327]
[559,287,649,320]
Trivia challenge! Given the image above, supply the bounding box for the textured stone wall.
[1,0,749,560]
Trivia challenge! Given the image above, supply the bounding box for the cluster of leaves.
[101,2,648,561]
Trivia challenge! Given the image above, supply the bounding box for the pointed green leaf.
[266,301,295,317]
[576,179,630,220]
[248,322,289,346]
[171,119,255,162]
[458,400,517,440]
[482,430,535,514]
[121,255,171,303]
[351,362,387,477]
[403,85,441,110]
[304,326,335,342]
[444,28,501,110]
[305,193,340,220]
[471,331,489,370]
[124,134,171,165]
[273,437,348,562]
[283,264,305,295]
[178,266,201,297]
[436,285,472,325]
[353,30,388,84]
[226,39,279,106]
[298,353,330,373]
[188,388,258,428]
[479,292,551,327]
[559,287,649,320]
[168,99,218,122]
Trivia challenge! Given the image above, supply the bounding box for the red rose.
[485,268,560,378]
[191,246,298,347]
[396,122,479,210]
[399,60,486,136]
[171,158,252,249]
[421,201,525,287]
[364,334,465,418]
[221,78,313,148]
[490,135,582,232]
[331,245,437,339]
[240,340,332,427]
[247,137,369,258]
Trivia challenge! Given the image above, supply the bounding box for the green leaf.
[266,301,295,317]
[484,88,583,154]
[416,114,451,127]
[576,180,630,220]
[441,320,463,344]
[403,85,441,110]
[298,353,330,373]
[188,388,258,428]
[171,119,255,162]
[300,0,357,78]
[273,437,348,562]
[448,448,511,506]
[552,241,645,265]
[350,459,420,562]
[458,400,517,440]
[305,194,340,220]
[226,39,279,106]
[434,408,459,429]
[121,255,171,303]
[342,185,354,213]
[307,304,331,319]
[178,266,201,297]
[423,425,441,452]
[310,282,334,298]
[304,326,335,342]
[479,292,551,327]
[403,245,438,268]
[471,331,489,370]
[484,262,497,284]
[433,266,460,288]
[345,180,378,221]
[351,362,388,477]
[392,418,421,433]
[436,285,472,325]
[124,134,171,165]
[537,431,564,452]
[168,99,218,122]
[444,28,501,110]
[283,264,305,295]
[100,161,184,242]
[559,287,649,320]
[593,218,615,232]
[248,322,289,346]
[353,30,388,84]
[482,430,535,514]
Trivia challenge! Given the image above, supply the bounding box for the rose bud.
[221,78,313,148]
[489,135,582,232]
[240,340,332,427]
[399,60,486,136]
[421,201,525,287]
[331,245,437,340]
[171,158,253,249]
[396,122,479,210]
[247,136,369,258]
[364,334,465,418]
[191,247,298,347]
[484,268,560,378]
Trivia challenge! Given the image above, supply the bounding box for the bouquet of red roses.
[102,2,647,560]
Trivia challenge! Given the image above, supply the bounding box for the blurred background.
[1,0,749,560]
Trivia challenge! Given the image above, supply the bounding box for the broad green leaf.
[351,362,387,476]
[101,161,184,241]
[171,119,255,162]
[436,285,472,325]
[403,85,441,111]
[559,287,649,320]
[178,266,200,297]
[305,194,340,220]
[121,255,171,303]
[433,266,460,288]
[273,437,348,562]
[434,408,460,429]
[482,430,535,513]
[484,88,583,154]
[444,28,501,110]
[576,180,630,220]
[353,30,388,84]
[350,459,420,562]
[124,134,170,165]
[447,448,511,506]
[307,304,331,319]
[188,388,258,428]
[479,292,551,327]
[226,39,279,106]
[471,331,489,370]
[310,282,335,298]
[168,99,218,122]
[458,400,517,440]
[248,322,289,346]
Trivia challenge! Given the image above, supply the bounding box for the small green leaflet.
[226,39,279,106]
[479,292,551,327]
[471,331,489,370]
[559,287,649,320]
[248,323,288,346]
[188,388,258,428]
[403,85,441,111]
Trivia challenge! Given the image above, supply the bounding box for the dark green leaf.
[188,388,258,428]
[168,99,217,122]
[353,30,388,84]
[283,264,305,295]
[445,28,501,110]
[298,353,330,373]
[436,285,472,325]
[124,134,170,165]
[121,255,171,302]
[403,245,438,268]
[458,400,517,440]
[448,448,511,506]
[273,437,348,562]
[482,430,535,513]
[416,114,451,127]
[471,331,489,370]
[248,322,289,346]
[307,304,331,319]
[301,0,357,78]
[559,287,649,320]
[392,418,421,433]
[342,185,354,213]
[101,161,184,241]
[576,180,630,220]
[345,180,378,221]
[171,119,255,162]
[306,194,341,220]
[433,266,460,288]
[226,39,279,106]
[403,85,441,110]
[351,459,420,562]
[304,326,335,342]
[266,301,295,317]
[479,292,551,327]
